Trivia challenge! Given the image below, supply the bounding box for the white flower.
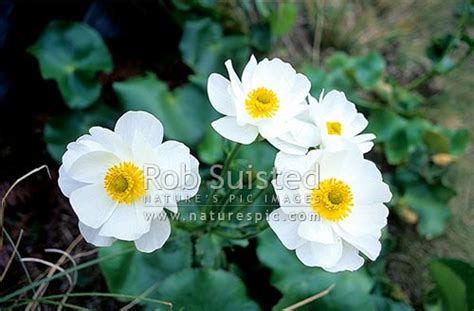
[269,149,391,272]
[308,90,375,153]
[207,55,315,154]
[58,111,200,253]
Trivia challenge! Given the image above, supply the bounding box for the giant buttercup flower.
[207,55,315,154]
[269,149,391,272]
[309,90,376,153]
[58,111,200,253]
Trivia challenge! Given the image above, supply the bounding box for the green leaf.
[403,184,451,238]
[449,128,469,156]
[43,104,117,162]
[195,233,225,268]
[197,126,225,165]
[29,21,112,109]
[257,230,376,311]
[367,110,407,143]
[352,52,386,90]
[429,259,474,311]
[236,141,277,173]
[149,269,260,311]
[99,231,192,298]
[113,73,217,147]
[180,18,250,77]
[269,2,297,36]
[423,128,451,153]
[326,52,351,70]
[385,128,410,165]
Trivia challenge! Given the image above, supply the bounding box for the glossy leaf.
[403,184,451,238]
[352,52,386,89]
[149,269,260,311]
[180,18,249,77]
[29,21,112,109]
[113,73,217,147]
[429,259,474,311]
[99,231,192,298]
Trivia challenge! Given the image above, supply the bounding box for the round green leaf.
[29,21,113,109]
[99,231,192,298]
[352,52,386,90]
[113,73,217,147]
[149,269,260,311]
[403,184,451,238]
[179,18,249,77]
[367,110,407,143]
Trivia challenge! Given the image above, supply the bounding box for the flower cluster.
[58,55,391,273]
[209,55,391,272]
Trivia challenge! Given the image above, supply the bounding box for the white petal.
[78,221,116,247]
[358,142,374,153]
[338,203,388,237]
[342,158,382,181]
[258,119,292,139]
[175,154,201,199]
[295,239,343,268]
[70,184,118,229]
[347,113,369,136]
[297,220,336,244]
[287,117,321,148]
[334,226,381,261]
[266,136,308,155]
[58,165,86,197]
[351,133,376,144]
[211,116,258,144]
[89,127,131,159]
[224,59,244,98]
[252,58,296,94]
[207,73,236,116]
[349,177,392,204]
[321,90,356,120]
[114,111,164,148]
[68,151,121,184]
[242,55,257,93]
[319,150,355,180]
[99,203,151,241]
[274,149,322,175]
[134,211,171,253]
[324,242,364,272]
[281,73,311,105]
[62,138,104,172]
[268,208,305,250]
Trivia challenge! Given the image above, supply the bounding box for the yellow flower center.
[245,87,279,119]
[310,178,353,222]
[326,121,342,135]
[104,162,145,204]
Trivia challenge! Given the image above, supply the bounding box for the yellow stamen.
[326,121,342,135]
[245,87,279,119]
[104,162,145,204]
[310,178,353,222]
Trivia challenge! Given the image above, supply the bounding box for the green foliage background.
[1,0,473,310]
